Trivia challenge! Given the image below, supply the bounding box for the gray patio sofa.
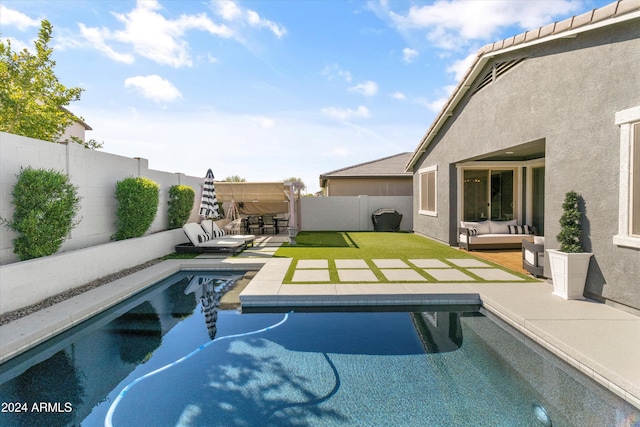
[458,219,536,251]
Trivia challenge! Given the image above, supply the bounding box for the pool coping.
[0,256,638,411]
[240,257,640,410]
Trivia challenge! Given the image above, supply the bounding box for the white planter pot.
[546,249,593,300]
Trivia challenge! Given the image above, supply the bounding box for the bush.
[1,167,81,260]
[113,177,159,240]
[556,191,584,253]
[167,185,194,229]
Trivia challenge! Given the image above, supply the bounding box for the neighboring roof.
[60,106,92,130]
[320,152,412,187]
[405,0,640,171]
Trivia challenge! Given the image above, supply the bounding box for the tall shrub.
[167,185,194,229]
[1,167,81,260]
[113,177,159,240]
[556,191,584,253]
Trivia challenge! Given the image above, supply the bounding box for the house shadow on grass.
[281,231,359,248]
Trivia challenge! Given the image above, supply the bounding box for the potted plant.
[546,191,593,299]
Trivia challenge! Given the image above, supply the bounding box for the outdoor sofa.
[175,223,245,254]
[458,219,536,251]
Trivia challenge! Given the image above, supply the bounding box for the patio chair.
[247,216,262,234]
[261,215,276,234]
[201,219,255,248]
[176,223,244,254]
[275,214,289,234]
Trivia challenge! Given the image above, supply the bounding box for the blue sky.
[1,0,610,193]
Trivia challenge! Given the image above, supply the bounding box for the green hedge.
[2,167,81,260]
[113,177,159,240]
[167,185,195,229]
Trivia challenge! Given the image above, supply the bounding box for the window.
[419,165,437,216]
[614,106,640,248]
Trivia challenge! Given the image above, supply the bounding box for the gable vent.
[473,57,526,95]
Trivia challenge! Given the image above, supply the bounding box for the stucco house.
[320,152,413,196]
[406,0,640,311]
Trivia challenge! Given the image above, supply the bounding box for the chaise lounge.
[175,223,244,254]
[200,219,255,248]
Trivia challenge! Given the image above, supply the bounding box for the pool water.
[0,272,638,427]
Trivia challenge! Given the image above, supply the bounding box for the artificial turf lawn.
[275,231,536,283]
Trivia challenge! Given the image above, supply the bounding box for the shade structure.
[227,199,240,222]
[199,169,220,220]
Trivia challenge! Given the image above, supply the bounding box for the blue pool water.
[0,271,638,427]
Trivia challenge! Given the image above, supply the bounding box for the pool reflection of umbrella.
[199,169,220,221]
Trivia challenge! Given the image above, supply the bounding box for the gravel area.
[0,259,163,326]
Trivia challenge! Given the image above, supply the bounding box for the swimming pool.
[0,271,638,426]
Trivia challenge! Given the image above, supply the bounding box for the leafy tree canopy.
[0,20,88,145]
[283,177,306,191]
[224,175,246,182]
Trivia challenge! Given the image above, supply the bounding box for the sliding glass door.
[463,169,514,221]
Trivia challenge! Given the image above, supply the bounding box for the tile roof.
[320,152,413,179]
[406,0,640,171]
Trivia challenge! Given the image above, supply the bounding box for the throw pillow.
[508,225,531,235]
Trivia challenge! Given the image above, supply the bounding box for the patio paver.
[447,258,491,268]
[380,269,427,281]
[337,269,379,282]
[335,259,369,269]
[409,259,451,268]
[372,259,409,268]
[292,270,330,282]
[424,269,476,281]
[296,260,329,269]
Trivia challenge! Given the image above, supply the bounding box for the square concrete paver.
[409,259,450,268]
[335,259,369,269]
[468,268,525,281]
[296,260,329,269]
[292,270,330,282]
[447,258,491,268]
[372,259,408,268]
[424,269,475,281]
[337,269,379,282]
[381,269,427,281]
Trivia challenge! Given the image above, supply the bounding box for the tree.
[224,175,246,182]
[0,20,85,144]
[283,177,306,191]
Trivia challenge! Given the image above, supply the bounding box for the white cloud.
[0,5,40,31]
[402,47,418,63]
[78,0,233,67]
[389,0,582,50]
[348,81,379,97]
[321,64,352,82]
[216,0,243,21]
[213,0,287,38]
[1,36,31,52]
[246,10,287,38]
[124,75,182,103]
[79,24,135,63]
[391,91,406,100]
[321,106,370,120]
[252,116,275,128]
[447,51,477,82]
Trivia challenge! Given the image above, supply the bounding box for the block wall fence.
[0,132,203,265]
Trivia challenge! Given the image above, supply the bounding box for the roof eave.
[405,3,640,172]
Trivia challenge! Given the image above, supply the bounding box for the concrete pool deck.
[0,235,638,411]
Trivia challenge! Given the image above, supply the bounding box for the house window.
[614,106,640,249]
[419,165,437,216]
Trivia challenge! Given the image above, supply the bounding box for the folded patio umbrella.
[199,169,220,221]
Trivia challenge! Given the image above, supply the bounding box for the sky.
[1,0,611,194]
